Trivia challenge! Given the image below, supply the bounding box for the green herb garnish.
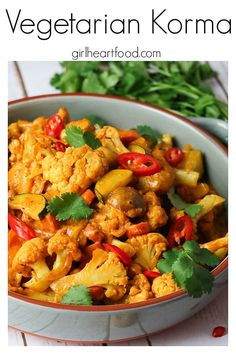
[167,187,202,218]
[47,192,93,221]
[135,125,162,145]
[61,285,93,305]
[65,126,101,149]
[157,240,221,298]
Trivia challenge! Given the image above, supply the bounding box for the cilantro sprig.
[61,285,92,305]
[47,192,93,221]
[135,125,162,145]
[65,126,101,149]
[167,187,202,218]
[157,240,221,298]
[50,61,228,120]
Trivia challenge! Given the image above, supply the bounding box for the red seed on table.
[212,326,226,337]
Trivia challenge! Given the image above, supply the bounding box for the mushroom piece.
[106,187,146,218]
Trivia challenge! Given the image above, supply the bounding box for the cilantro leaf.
[83,131,101,149]
[61,285,93,305]
[65,126,101,149]
[157,248,182,274]
[65,126,86,147]
[47,192,93,221]
[135,125,162,145]
[183,240,220,267]
[184,265,213,298]
[157,240,221,298]
[167,187,202,218]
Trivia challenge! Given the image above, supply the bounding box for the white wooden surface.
[8,61,228,346]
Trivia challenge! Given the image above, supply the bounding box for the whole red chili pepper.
[45,114,64,138]
[167,215,193,248]
[164,147,184,167]
[212,326,226,338]
[103,243,132,266]
[118,152,161,177]
[8,213,36,240]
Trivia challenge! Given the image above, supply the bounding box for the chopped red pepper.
[45,114,64,138]
[167,215,193,248]
[103,243,132,266]
[8,213,36,240]
[118,129,140,145]
[118,152,161,176]
[212,326,226,338]
[164,147,184,167]
[53,141,68,152]
[127,222,151,238]
[143,270,161,279]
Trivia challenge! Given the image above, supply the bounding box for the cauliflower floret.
[96,126,128,154]
[47,233,81,261]
[126,233,168,270]
[12,238,47,277]
[42,145,110,198]
[152,273,180,297]
[12,235,80,292]
[90,204,130,242]
[50,248,128,301]
[126,274,153,304]
[8,129,54,196]
[143,191,168,230]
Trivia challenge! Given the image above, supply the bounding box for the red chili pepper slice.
[8,213,36,240]
[53,142,68,152]
[164,147,184,167]
[143,270,161,279]
[45,114,64,139]
[117,152,161,177]
[103,243,132,266]
[167,215,193,248]
[212,326,226,338]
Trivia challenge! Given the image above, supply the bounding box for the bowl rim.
[8,93,228,312]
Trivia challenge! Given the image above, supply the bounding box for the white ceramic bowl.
[8,94,228,344]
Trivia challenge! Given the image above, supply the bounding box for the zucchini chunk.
[8,193,47,220]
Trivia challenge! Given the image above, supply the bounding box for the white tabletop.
[8,61,228,346]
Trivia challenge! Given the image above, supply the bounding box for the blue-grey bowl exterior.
[8,94,228,343]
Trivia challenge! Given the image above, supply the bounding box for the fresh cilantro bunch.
[65,126,101,149]
[50,61,227,120]
[61,285,92,305]
[167,187,202,218]
[47,192,93,221]
[157,240,221,298]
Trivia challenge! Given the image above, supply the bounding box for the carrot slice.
[81,189,95,206]
[40,213,60,233]
[118,129,140,145]
[127,222,151,238]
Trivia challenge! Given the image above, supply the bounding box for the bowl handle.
[188,118,228,146]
